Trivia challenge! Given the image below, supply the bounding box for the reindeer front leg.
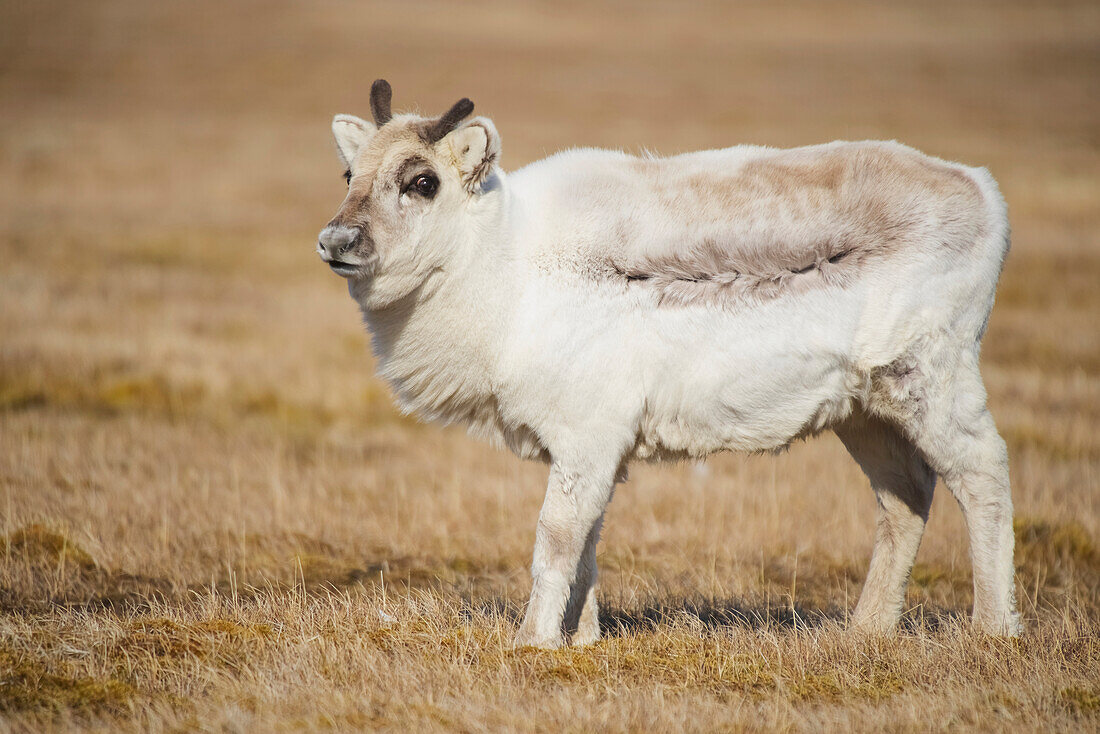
[515,458,617,649]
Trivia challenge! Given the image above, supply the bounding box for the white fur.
[321,112,1020,647]
[332,114,374,167]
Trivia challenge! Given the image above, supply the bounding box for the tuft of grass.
[1002,423,1100,462]
[1014,517,1100,594]
[0,369,206,418]
[785,668,905,702]
[113,617,274,669]
[0,643,134,715]
[1059,686,1100,714]
[0,361,414,440]
[2,525,99,571]
[1015,518,1099,569]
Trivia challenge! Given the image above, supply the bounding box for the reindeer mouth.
[327,260,361,278]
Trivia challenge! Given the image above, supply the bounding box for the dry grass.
[2,1,1099,731]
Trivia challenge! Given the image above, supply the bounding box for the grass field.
[2,1,1099,730]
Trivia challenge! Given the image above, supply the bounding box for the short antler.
[423,98,475,143]
[370,79,393,126]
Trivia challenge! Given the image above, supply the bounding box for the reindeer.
[317,80,1019,647]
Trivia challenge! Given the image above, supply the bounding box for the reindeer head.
[317,80,501,306]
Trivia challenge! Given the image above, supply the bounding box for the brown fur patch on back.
[610,237,866,307]
[605,143,986,307]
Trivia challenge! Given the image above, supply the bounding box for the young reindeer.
[317,80,1019,647]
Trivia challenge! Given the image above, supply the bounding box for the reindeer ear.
[447,117,501,193]
[332,114,376,167]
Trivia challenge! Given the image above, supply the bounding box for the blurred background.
[3,0,1098,595]
[3,0,1099,601]
[4,0,1098,421]
[3,1,1097,249]
[1,1,1098,728]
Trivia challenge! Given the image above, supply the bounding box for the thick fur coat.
[317,82,1019,648]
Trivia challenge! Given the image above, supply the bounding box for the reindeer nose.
[317,225,360,262]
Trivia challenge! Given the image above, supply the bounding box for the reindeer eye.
[412,174,438,198]
[343,169,352,186]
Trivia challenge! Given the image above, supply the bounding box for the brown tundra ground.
[1,1,1098,731]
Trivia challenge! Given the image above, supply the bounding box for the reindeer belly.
[503,270,872,464]
[630,285,863,460]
